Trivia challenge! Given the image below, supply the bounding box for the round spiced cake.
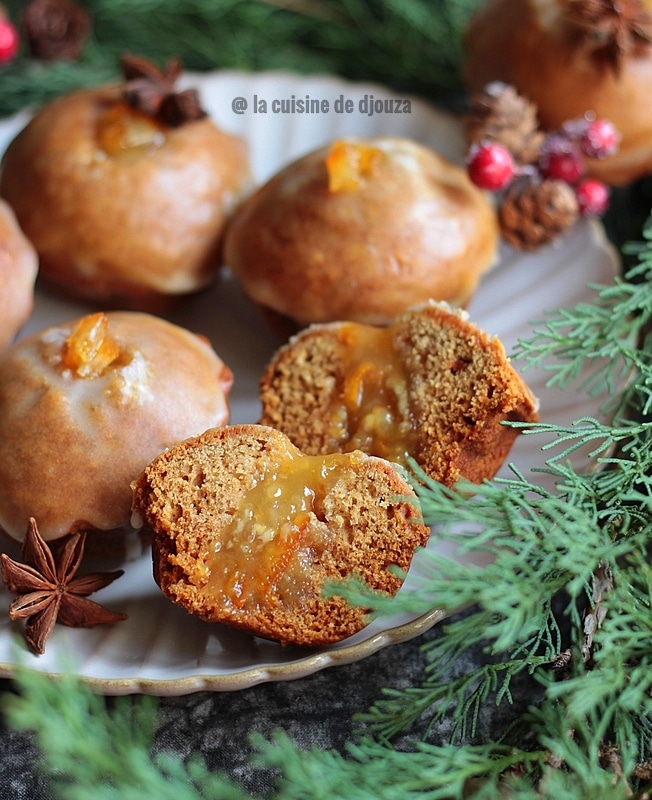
[0,56,250,309]
[0,311,233,556]
[0,198,38,351]
[259,300,539,486]
[223,137,498,331]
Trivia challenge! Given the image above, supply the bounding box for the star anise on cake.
[120,52,207,127]
[562,0,652,72]
[1,518,127,655]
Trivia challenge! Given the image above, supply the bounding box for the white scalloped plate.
[0,71,619,694]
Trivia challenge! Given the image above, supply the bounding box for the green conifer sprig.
[0,0,483,118]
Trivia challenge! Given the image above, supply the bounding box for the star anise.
[1,518,127,655]
[561,0,652,73]
[120,52,207,127]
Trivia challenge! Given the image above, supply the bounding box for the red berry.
[580,118,620,159]
[0,18,19,64]
[467,141,515,191]
[576,178,610,217]
[539,135,585,183]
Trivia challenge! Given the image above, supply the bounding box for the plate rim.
[0,70,620,695]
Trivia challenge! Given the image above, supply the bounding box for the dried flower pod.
[120,53,207,127]
[465,81,544,165]
[563,0,652,72]
[1,518,127,655]
[499,177,579,249]
[22,0,90,60]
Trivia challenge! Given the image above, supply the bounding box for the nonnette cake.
[132,424,430,646]
[0,198,38,352]
[259,300,540,487]
[223,136,499,332]
[0,55,250,310]
[0,311,233,558]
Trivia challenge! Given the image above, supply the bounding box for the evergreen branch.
[3,666,249,800]
[0,0,483,118]
[253,730,547,799]
[511,416,652,464]
[513,258,652,402]
[7,660,647,800]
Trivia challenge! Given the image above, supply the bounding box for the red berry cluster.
[467,115,619,218]
[0,13,19,64]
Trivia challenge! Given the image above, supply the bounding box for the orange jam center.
[325,140,383,192]
[326,323,415,465]
[61,312,121,378]
[205,448,359,612]
[97,102,165,155]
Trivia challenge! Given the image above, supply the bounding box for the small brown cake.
[0,198,38,351]
[0,311,233,554]
[0,57,250,309]
[132,424,430,646]
[259,301,539,487]
[223,137,498,330]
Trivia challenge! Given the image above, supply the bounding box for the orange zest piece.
[225,512,311,609]
[97,103,164,155]
[342,361,375,411]
[61,312,121,378]
[325,140,383,192]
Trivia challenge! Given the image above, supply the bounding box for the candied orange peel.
[325,140,383,192]
[61,312,121,378]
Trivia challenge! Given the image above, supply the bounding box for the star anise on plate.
[120,52,207,127]
[1,518,127,655]
[562,0,652,73]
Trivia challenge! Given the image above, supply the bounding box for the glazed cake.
[0,198,38,351]
[223,137,499,331]
[0,58,250,309]
[0,311,233,555]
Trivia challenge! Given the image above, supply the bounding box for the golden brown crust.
[463,0,652,185]
[0,86,250,307]
[133,424,430,646]
[223,137,498,328]
[0,312,233,544]
[0,199,38,351]
[259,301,539,486]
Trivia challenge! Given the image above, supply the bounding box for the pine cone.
[499,178,579,250]
[465,81,544,165]
[22,0,91,60]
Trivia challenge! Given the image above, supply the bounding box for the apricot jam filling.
[97,102,165,155]
[325,140,383,192]
[205,448,360,612]
[326,322,416,465]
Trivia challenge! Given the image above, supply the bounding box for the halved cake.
[259,300,539,487]
[132,424,430,646]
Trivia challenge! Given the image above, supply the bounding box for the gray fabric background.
[0,607,542,799]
